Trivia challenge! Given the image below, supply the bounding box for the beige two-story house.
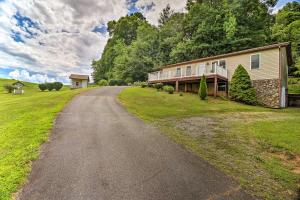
[148,42,292,108]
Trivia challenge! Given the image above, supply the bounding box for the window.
[251,54,260,69]
[219,60,226,69]
[176,68,181,77]
[76,82,79,86]
[186,66,191,76]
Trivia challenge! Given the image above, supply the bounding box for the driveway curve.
[18,87,254,200]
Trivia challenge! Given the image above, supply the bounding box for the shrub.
[133,81,147,87]
[53,82,63,91]
[179,92,183,96]
[229,64,257,105]
[198,74,207,100]
[288,78,299,85]
[163,85,174,94]
[133,81,142,87]
[154,83,163,91]
[46,82,54,91]
[117,79,127,86]
[108,79,116,86]
[140,82,147,88]
[38,83,47,91]
[108,79,127,86]
[98,79,108,86]
[3,84,15,93]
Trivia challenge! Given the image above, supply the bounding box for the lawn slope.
[0,78,90,200]
[119,87,300,200]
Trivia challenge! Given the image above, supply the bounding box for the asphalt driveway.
[18,87,255,200]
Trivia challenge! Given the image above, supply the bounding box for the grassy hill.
[0,78,91,200]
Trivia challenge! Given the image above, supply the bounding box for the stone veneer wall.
[252,79,281,108]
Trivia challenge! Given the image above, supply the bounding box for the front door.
[211,61,219,73]
[198,63,205,76]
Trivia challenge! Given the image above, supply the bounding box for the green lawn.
[0,78,91,200]
[119,87,300,200]
[288,77,300,94]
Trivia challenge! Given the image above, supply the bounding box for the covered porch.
[149,75,228,97]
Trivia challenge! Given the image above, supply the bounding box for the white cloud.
[8,69,57,83]
[0,0,129,82]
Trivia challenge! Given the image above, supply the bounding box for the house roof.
[160,42,293,70]
[69,74,90,81]
[12,81,25,86]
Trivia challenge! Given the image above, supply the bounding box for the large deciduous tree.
[272,1,300,75]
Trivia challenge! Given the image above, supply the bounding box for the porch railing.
[148,65,228,82]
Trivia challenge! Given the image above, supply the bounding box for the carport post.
[175,80,179,92]
[184,82,187,92]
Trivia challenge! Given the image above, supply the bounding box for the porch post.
[214,76,218,98]
[184,82,187,92]
[176,80,179,92]
[226,81,229,97]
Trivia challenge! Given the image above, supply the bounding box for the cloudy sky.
[0,0,296,83]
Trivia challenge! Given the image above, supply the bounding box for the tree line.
[92,0,300,83]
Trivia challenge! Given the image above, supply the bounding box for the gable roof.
[69,74,89,81]
[12,81,25,86]
[160,42,292,70]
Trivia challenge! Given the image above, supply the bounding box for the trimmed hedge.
[38,83,47,91]
[229,64,257,105]
[53,82,63,91]
[45,83,54,91]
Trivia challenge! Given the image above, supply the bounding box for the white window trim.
[250,53,261,70]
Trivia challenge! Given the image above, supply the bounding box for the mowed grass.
[0,78,91,200]
[119,87,300,200]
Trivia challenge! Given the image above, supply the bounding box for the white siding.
[160,48,280,81]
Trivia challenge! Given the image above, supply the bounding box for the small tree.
[53,82,63,91]
[46,83,54,91]
[38,83,47,91]
[198,75,207,100]
[229,64,257,105]
[3,84,15,93]
[98,79,108,86]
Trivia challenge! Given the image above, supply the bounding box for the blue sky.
[0,0,297,83]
